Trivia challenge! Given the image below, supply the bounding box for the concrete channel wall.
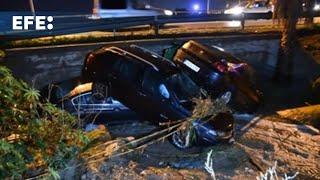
[1,34,279,89]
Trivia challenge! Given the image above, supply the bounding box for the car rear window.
[95,53,118,66]
[113,57,144,83]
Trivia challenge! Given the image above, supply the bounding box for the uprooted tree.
[0,66,88,179]
[273,0,301,83]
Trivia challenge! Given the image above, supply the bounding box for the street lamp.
[29,0,35,16]
[193,3,200,11]
[93,0,100,18]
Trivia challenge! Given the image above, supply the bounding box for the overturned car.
[163,40,262,112]
[79,44,235,148]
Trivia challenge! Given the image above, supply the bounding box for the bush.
[0,66,88,179]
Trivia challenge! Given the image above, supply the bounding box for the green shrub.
[0,66,88,179]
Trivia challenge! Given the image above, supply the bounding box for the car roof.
[94,44,180,76]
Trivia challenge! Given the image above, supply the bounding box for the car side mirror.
[159,84,170,99]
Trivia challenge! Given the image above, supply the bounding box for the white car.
[225,1,273,15]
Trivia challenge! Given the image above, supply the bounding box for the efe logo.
[12,16,54,30]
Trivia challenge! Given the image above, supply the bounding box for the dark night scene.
[0,0,320,179]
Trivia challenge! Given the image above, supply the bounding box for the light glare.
[193,4,200,11]
[164,10,173,16]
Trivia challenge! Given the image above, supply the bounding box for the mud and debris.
[58,111,319,179]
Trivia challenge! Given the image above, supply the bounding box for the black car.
[163,40,261,112]
[79,44,234,149]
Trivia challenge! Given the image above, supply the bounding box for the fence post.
[92,0,99,18]
[241,14,245,30]
[112,18,116,37]
[113,28,116,37]
[153,16,159,36]
[29,0,35,16]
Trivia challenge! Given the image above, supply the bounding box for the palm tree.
[273,0,302,83]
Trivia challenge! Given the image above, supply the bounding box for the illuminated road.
[165,17,320,28]
[1,11,320,40]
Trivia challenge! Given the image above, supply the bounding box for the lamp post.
[29,0,35,16]
[207,0,210,14]
[93,0,99,18]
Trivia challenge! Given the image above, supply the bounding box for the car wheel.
[170,128,193,149]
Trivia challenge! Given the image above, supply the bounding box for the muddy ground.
[59,113,319,179]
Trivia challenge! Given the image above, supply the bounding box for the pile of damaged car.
[41,41,262,149]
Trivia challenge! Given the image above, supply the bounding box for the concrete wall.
[1,35,279,89]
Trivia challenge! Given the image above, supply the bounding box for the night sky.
[0,0,227,12]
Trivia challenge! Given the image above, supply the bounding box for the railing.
[1,11,320,41]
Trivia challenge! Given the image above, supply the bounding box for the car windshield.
[165,72,202,102]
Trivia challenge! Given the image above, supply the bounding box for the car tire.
[170,128,194,149]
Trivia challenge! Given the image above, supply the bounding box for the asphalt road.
[1,11,319,40]
[164,17,320,29]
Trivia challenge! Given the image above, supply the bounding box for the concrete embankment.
[1,34,279,89]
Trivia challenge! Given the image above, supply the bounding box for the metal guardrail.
[1,11,320,41]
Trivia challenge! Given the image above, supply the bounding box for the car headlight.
[164,10,173,16]
[314,4,320,11]
[225,6,243,15]
[220,91,232,104]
